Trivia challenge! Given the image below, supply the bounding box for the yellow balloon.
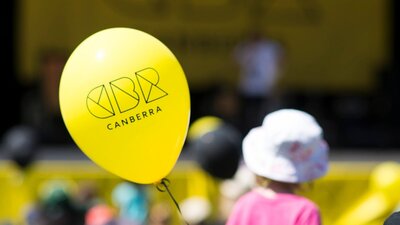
[59,27,191,184]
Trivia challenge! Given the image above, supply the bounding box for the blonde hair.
[255,175,309,194]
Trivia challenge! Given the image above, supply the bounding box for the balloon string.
[155,178,189,225]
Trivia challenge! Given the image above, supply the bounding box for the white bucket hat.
[242,109,329,183]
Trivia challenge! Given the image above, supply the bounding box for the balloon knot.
[155,178,170,192]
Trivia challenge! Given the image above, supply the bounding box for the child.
[226,109,329,225]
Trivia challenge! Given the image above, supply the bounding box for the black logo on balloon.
[86,67,168,119]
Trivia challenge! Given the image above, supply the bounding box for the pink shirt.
[226,189,321,225]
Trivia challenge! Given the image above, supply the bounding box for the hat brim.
[243,127,329,183]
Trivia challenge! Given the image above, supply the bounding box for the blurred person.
[85,204,117,225]
[1,124,39,170]
[37,180,84,225]
[210,84,241,131]
[384,211,400,225]
[74,181,104,224]
[185,116,246,224]
[111,182,148,225]
[180,196,212,225]
[216,164,255,224]
[226,109,329,225]
[25,179,103,225]
[148,202,172,225]
[86,201,151,225]
[187,116,242,180]
[24,202,47,225]
[233,30,285,135]
[21,50,73,145]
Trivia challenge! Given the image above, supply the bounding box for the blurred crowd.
[20,180,157,225]
[12,175,252,225]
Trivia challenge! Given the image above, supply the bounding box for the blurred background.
[1,0,400,225]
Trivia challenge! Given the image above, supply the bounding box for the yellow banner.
[17,0,389,92]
